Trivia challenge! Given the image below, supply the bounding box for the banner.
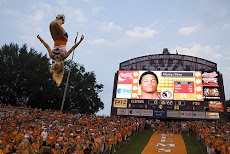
[203,87,220,100]
[113,99,127,108]
[154,110,166,117]
[180,111,193,118]
[206,112,219,119]
[128,109,141,116]
[140,109,153,116]
[167,110,180,118]
[192,111,206,119]
[208,101,224,112]
[117,108,128,115]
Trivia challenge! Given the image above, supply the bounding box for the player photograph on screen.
[139,71,160,99]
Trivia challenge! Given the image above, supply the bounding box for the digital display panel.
[202,71,220,101]
[116,71,204,101]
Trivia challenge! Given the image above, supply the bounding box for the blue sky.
[1,0,230,115]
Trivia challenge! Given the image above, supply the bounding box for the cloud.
[91,7,104,15]
[31,10,45,23]
[222,24,230,32]
[125,26,157,39]
[66,8,87,23]
[215,8,228,18]
[179,25,200,36]
[82,0,92,3]
[17,10,46,33]
[173,43,223,61]
[99,22,122,32]
[87,38,106,45]
[2,8,14,15]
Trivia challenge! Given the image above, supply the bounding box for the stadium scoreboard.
[111,70,224,120]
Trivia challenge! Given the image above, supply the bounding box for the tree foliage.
[0,43,104,114]
[226,99,230,119]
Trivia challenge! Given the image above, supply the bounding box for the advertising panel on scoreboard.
[202,72,221,101]
[116,71,204,101]
[167,110,180,118]
[180,111,193,118]
[207,101,224,112]
[192,111,206,119]
[203,87,220,100]
[202,72,218,87]
[113,98,128,108]
[206,112,219,119]
[117,108,129,115]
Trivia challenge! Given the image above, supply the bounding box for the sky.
[1,0,230,115]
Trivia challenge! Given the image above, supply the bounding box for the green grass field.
[116,130,153,154]
[115,130,207,154]
[182,132,207,154]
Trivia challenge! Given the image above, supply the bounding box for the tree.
[61,60,104,113]
[0,43,104,114]
[225,99,230,120]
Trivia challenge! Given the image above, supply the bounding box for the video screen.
[116,71,204,101]
[202,71,220,100]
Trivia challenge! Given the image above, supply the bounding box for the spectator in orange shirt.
[99,132,105,154]
[214,136,223,154]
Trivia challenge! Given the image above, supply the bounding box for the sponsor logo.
[208,101,224,112]
[167,111,180,118]
[118,71,133,84]
[113,99,127,108]
[204,88,219,96]
[206,112,219,119]
[180,111,192,118]
[154,110,165,117]
[116,85,132,98]
[140,109,153,116]
[118,72,132,81]
[192,112,206,118]
[202,77,218,86]
[117,108,128,115]
[202,72,218,78]
[117,88,131,94]
[128,109,141,116]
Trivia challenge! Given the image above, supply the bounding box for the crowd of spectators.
[0,104,229,154]
[0,104,144,154]
[146,119,230,154]
[192,120,230,154]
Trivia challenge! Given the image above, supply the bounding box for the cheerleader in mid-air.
[37,14,84,86]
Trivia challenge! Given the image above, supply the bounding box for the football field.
[116,130,207,154]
